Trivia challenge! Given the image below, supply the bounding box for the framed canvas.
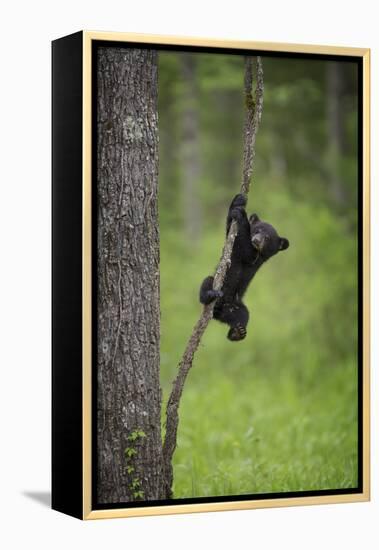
[52,31,370,520]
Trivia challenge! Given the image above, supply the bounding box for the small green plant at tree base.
[124,447,137,459]
[124,429,147,500]
[127,430,146,442]
[131,478,140,489]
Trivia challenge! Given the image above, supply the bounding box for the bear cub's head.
[249,213,289,261]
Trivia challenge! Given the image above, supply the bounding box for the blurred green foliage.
[158,52,359,498]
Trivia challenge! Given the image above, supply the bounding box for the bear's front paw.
[230,207,244,221]
[231,193,247,208]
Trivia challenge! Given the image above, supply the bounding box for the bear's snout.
[251,233,265,250]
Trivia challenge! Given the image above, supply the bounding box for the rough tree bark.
[97,47,165,503]
[163,57,264,497]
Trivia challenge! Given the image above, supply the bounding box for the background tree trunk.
[180,53,202,243]
[326,61,346,205]
[96,47,165,503]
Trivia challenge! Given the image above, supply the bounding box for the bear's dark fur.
[199,194,289,341]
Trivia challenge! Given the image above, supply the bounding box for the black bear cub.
[199,194,289,341]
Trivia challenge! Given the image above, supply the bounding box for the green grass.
[160,189,358,498]
[167,364,358,497]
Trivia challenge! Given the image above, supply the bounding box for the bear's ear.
[278,237,289,251]
[249,213,260,224]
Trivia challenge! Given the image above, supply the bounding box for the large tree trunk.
[96,47,165,503]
